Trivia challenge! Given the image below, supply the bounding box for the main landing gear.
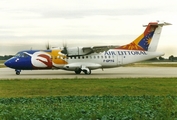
[83,69,91,75]
[74,68,91,75]
[15,69,21,75]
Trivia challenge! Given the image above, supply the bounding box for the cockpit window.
[14,53,20,57]
[15,52,29,58]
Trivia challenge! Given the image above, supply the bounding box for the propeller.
[61,41,68,55]
[46,41,50,50]
[45,41,69,55]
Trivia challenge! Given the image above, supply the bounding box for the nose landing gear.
[15,69,21,75]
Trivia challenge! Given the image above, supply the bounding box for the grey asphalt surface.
[0,67,177,79]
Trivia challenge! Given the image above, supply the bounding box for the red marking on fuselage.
[36,54,52,68]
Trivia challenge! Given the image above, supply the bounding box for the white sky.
[0,0,176,57]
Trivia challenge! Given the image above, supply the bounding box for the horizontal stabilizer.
[143,21,172,27]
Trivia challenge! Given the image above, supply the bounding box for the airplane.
[4,21,171,75]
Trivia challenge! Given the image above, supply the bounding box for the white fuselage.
[61,49,164,71]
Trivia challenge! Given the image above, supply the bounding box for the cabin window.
[105,56,107,59]
[101,56,103,59]
[94,56,96,59]
[82,56,84,59]
[90,56,92,59]
[86,56,88,58]
[78,56,80,59]
[97,56,99,59]
[108,56,111,58]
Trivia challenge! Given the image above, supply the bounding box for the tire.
[84,69,91,75]
[15,69,21,75]
[16,72,20,75]
[75,68,81,74]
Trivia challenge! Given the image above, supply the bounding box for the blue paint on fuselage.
[5,56,33,70]
[4,50,47,70]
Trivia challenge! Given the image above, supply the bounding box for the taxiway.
[0,67,177,79]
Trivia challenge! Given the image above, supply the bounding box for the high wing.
[61,45,120,56]
[83,45,120,53]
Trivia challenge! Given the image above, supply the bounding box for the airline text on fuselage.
[104,51,147,56]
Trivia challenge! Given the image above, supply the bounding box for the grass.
[0,60,5,68]
[0,60,5,63]
[0,78,177,119]
[0,78,177,98]
[0,96,177,119]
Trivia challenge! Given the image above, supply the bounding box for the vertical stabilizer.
[147,21,171,51]
[118,21,171,51]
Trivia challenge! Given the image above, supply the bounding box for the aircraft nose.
[4,60,12,68]
[4,58,17,69]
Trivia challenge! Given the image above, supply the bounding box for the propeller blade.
[61,41,68,55]
[46,42,50,50]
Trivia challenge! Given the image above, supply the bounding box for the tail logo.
[118,31,154,51]
[117,22,160,51]
[138,31,154,51]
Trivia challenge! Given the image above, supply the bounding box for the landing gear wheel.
[15,69,21,75]
[84,69,91,75]
[16,71,20,75]
[75,68,81,74]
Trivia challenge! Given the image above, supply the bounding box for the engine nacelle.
[63,63,102,71]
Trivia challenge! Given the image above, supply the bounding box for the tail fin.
[118,21,171,51]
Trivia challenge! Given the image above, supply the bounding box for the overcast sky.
[0,0,176,57]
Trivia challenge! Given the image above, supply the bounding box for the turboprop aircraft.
[4,21,171,75]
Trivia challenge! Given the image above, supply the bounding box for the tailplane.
[118,21,171,51]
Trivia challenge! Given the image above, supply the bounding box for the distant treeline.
[0,55,13,60]
[168,55,177,62]
[142,56,177,62]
